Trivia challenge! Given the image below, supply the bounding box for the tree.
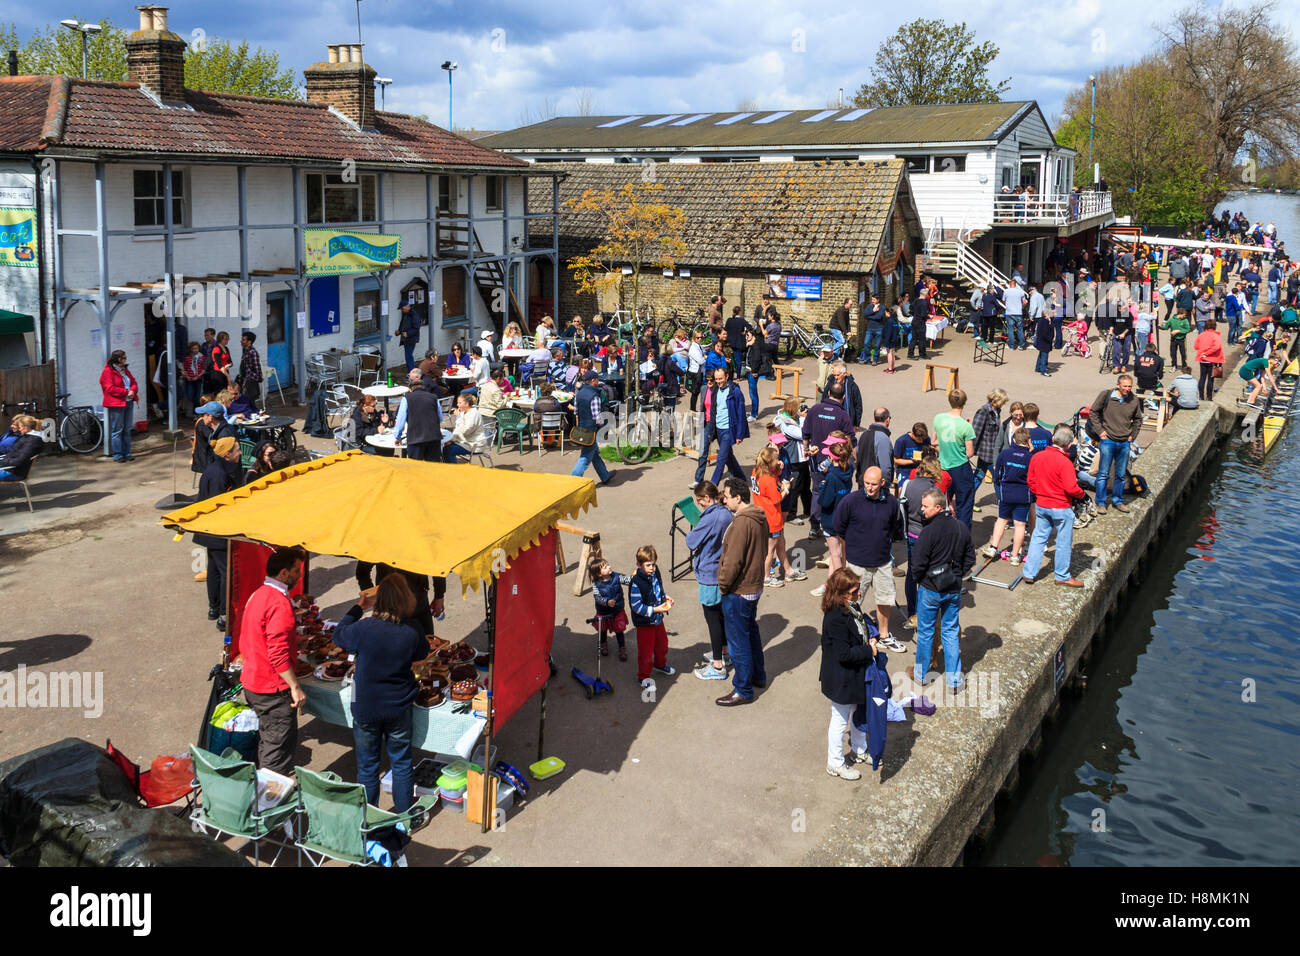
[566,182,688,320]
[2,17,298,98]
[1055,59,1211,226]
[574,87,598,116]
[852,18,1009,108]
[518,97,559,127]
[1162,0,1300,214]
[736,97,760,112]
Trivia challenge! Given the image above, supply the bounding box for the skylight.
[802,110,842,123]
[715,112,757,125]
[835,108,870,121]
[641,115,684,127]
[596,115,646,128]
[670,113,713,126]
[753,111,793,124]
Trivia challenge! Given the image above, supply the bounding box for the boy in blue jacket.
[629,545,675,688]
[984,427,1033,564]
[589,557,630,661]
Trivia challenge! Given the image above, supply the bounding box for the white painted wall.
[46,162,533,412]
[0,161,41,347]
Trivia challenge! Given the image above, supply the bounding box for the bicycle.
[1097,333,1115,373]
[611,303,656,346]
[655,307,712,347]
[781,316,837,360]
[613,380,685,464]
[2,392,102,454]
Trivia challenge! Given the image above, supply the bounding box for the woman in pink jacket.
[1193,318,1225,400]
[99,349,139,461]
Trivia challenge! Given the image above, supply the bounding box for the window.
[904,156,929,174]
[485,176,502,211]
[1001,166,1014,189]
[442,266,467,328]
[932,155,966,173]
[133,169,186,227]
[353,276,380,341]
[306,172,377,224]
[438,175,453,212]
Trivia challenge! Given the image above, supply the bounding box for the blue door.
[265,290,293,385]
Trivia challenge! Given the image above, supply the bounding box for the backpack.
[1125,474,1149,496]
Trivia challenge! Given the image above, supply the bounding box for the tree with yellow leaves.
[565,181,687,328]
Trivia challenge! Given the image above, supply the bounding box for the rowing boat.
[1258,356,1299,454]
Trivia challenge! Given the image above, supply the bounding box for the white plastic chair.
[537,412,567,456]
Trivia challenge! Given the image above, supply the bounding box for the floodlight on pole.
[441,60,458,131]
[375,77,392,112]
[60,19,102,79]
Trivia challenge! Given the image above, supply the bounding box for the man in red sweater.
[1022,426,1087,588]
[240,547,307,774]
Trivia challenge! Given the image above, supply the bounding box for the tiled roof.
[481,102,1037,152]
[530,160,917,274]
[0,75,525,170]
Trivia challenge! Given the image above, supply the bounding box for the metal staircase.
[436,216,530,332]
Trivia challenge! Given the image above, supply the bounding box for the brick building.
[528,159,924,348]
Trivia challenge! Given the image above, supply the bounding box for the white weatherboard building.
[0,5,561,429]
[480,102,1115,292]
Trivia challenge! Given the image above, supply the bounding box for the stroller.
[1060,319,1092,358]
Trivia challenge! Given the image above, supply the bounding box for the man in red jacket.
[240,547,307,774]
[1023,426,1087,587]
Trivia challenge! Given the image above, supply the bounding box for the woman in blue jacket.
[686,481,733,680]
[332,573,430,817]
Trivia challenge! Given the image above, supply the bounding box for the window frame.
[903,156,929,175]
[484,175,502,212]
[305,171,378,224]
[132,168,187,228]
[932,155,966,173]
[352,275,381,342]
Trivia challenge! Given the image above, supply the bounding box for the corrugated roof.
[481,102,1037,152]
[0,75,526,170]
[529,160,918,274]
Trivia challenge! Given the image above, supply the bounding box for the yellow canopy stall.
[160,451,597,589]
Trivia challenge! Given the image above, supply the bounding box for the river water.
[977,193,1300,867]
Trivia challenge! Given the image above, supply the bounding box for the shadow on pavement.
[0,633,93,670]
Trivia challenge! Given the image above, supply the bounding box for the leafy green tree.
[852,19,1010,108]
[1,17,298,98]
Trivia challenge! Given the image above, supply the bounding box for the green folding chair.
[293,766,438,867]
[494,407,533,453]
[188,745,298,866]
[670,494,703,581]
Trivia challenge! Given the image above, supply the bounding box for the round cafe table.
[500,348,533,378]
[365,433,405,457]
[362,383,409,413]
[235,414,297,453]
[441,367,473,397]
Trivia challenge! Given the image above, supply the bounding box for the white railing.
[992,191,1112,225]
[927,239,1010,291]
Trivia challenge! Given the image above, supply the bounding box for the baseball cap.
[768,431,788,446]
[195,401,225,417]
[583,370,600,382]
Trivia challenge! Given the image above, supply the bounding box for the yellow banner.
[304,229,401,277]
[0,208,38,268]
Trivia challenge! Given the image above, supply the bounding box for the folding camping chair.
[189,745,298,866]
[293,766,437,868]
[105,739,196,817]
[973,335,1006,366]
[670,494,703,581]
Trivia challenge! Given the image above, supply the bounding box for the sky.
[5,0,1286,132]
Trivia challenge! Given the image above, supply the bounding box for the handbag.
[1213,364,1224,379]
[569,425,595,446]
[925,562,961,593]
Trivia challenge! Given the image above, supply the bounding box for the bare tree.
[517,96,560,127]
[1162,0,1300,210]
[574,86,598,116]
[735,97,760,112]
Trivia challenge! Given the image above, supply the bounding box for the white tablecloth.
[926,318,949,341]
[362,384,409,399]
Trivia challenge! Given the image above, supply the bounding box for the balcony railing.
[993,190,1112,225]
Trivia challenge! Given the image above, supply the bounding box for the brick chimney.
[124,5,187,102]
[304,44,377,128]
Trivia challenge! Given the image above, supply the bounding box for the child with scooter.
[629,545,676,691]
[589,557,630,661]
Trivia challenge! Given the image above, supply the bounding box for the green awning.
[0,309,34,335]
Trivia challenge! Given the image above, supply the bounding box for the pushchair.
[1060,319,1091,358]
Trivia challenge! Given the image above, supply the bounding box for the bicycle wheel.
[656,318,677,343]
[782,330,797,361]
[615,415,653,464]
[61,408,102,454]
[693,323,714,348]
[1098,338,1113,374]
[809,331,837,356]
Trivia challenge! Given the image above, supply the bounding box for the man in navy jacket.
[694,366,749,486]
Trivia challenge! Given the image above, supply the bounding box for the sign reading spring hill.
[0,208,38,268]
[304,229,401,277]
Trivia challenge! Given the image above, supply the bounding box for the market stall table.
[299,674,484,758]
[926,317,950,342]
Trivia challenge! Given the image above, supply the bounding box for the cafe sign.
[0,208,38,268]
[304,228,401,277]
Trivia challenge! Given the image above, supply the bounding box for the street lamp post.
[441,60,458,131]
[1088,74,1096,186]
[375,77,392,112]
[60,19,102,79]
